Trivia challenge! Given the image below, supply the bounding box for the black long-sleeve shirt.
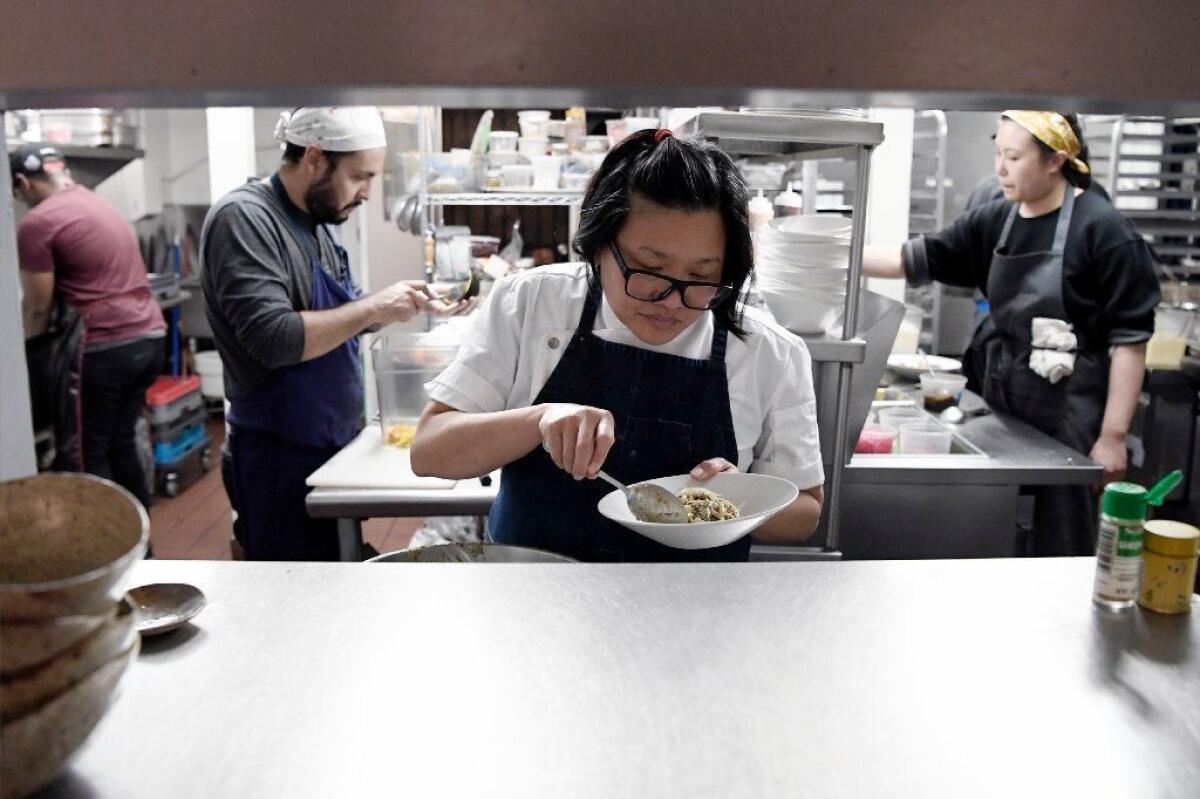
[903,191,1159,348]
[200,179,348,399]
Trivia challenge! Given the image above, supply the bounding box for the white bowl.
[772,214,853,238]
[756,264,848,284]
[598,472,799,550]
[886,353,963,380]
[760,289,842,334]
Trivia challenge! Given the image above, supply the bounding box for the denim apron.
[225,174,363,560]
[488,276,748,562]
[982,187,1107,555]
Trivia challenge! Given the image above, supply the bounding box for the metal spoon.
[540,440,688,524]
[594,470,689,524]
[126,583,207,637]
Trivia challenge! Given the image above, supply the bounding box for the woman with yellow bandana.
[865,111,1160,556]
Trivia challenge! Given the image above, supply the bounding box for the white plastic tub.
[192,350,224,400]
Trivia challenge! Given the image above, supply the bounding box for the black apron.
[981,187,1106,556]
[487,276,747,562]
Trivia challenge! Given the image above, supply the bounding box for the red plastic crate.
[145,375,201,407]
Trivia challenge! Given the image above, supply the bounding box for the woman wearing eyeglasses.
[411,129,824,561]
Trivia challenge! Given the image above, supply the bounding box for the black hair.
[281,141,352,170]
[571,128,752,338]
[1004,112,1092,190]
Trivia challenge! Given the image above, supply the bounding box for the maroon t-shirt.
[18,184,165,347]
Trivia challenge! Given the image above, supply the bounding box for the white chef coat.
[426,262,824,489]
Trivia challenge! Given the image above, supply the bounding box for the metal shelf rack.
[677,110,886,557]
[1088,115,1200,275]
[423,191,584,207]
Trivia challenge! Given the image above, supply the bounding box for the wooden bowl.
[0,474,148,621]
[1,599,136,722]
[0,603,116,677]
[0,641,138,799]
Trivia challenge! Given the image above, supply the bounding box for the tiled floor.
[149,417,420,559]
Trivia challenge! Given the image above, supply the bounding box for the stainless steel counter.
[307,395,1102,560]
[50,558,1200,798]
[847,408,1101,485]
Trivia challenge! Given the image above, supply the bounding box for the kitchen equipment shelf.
[423,191,585,206]
[678,110,889,558]
[1086,115,1200,272]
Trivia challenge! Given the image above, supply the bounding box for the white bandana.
[274,106,386,152]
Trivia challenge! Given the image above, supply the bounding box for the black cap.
[9,144,66,187]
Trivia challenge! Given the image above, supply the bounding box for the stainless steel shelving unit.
[1089,115,1200,275]
[677,110,885,557]
[423,191,584,206]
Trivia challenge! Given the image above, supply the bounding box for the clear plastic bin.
[898,421,954,455]
[371,334,459,449]
[876,406,925,429]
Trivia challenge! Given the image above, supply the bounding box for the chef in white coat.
[412,128,824,561]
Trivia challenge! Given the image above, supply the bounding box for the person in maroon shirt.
[13,145,165,507]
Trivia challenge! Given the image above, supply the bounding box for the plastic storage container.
[517,110,551,138]
[488,131,518,153]
[919,373,968,412]
[898,421,953,454]
[193,350,224,400]
[876,406,925,429]
[855,424,898,454]
[371,334,460,449]
[145,376,203,426]
[1146,306,1193,370]
[150,404,206,445]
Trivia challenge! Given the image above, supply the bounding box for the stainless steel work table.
[308,400,1102,560]
[307,476,499,560]
[51,558,1199,798]
[832,390,1104,559]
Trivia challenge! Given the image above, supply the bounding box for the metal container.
[367,543,575,563]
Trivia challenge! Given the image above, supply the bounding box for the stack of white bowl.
[1,473,148,799]
[754,214,852,335]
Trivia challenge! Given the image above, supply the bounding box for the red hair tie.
[654,128,673,143]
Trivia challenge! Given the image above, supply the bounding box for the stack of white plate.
[754,215,852,334]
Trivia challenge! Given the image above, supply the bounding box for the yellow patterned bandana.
[1001,110,1091,175]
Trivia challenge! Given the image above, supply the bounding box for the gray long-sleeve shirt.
[200,178,349,400]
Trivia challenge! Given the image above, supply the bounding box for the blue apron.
[225,175,362,561]
[487,275,748,562]
[227,174,363,451]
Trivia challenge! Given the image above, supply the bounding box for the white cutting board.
[306,427,457,490]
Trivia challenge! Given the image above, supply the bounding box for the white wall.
[206,107,256,201]
[864,108,915,302]
[0,112,37,480]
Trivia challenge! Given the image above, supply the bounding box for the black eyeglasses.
[608,243,732,311]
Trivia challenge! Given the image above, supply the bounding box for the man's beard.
[304,167,360,224]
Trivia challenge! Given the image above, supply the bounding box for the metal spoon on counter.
[126,583,207,636]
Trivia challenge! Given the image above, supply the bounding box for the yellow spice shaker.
[1138,520,1200,614]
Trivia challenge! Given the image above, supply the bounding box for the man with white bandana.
[201,106,459,560]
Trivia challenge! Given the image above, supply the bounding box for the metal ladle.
[126,583,207,637]
[541,441,688,524]
[594,470,689,524]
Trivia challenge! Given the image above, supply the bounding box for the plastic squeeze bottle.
[1092,470,1182,611]
[773,182,804,218]
[749,190,774,232]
